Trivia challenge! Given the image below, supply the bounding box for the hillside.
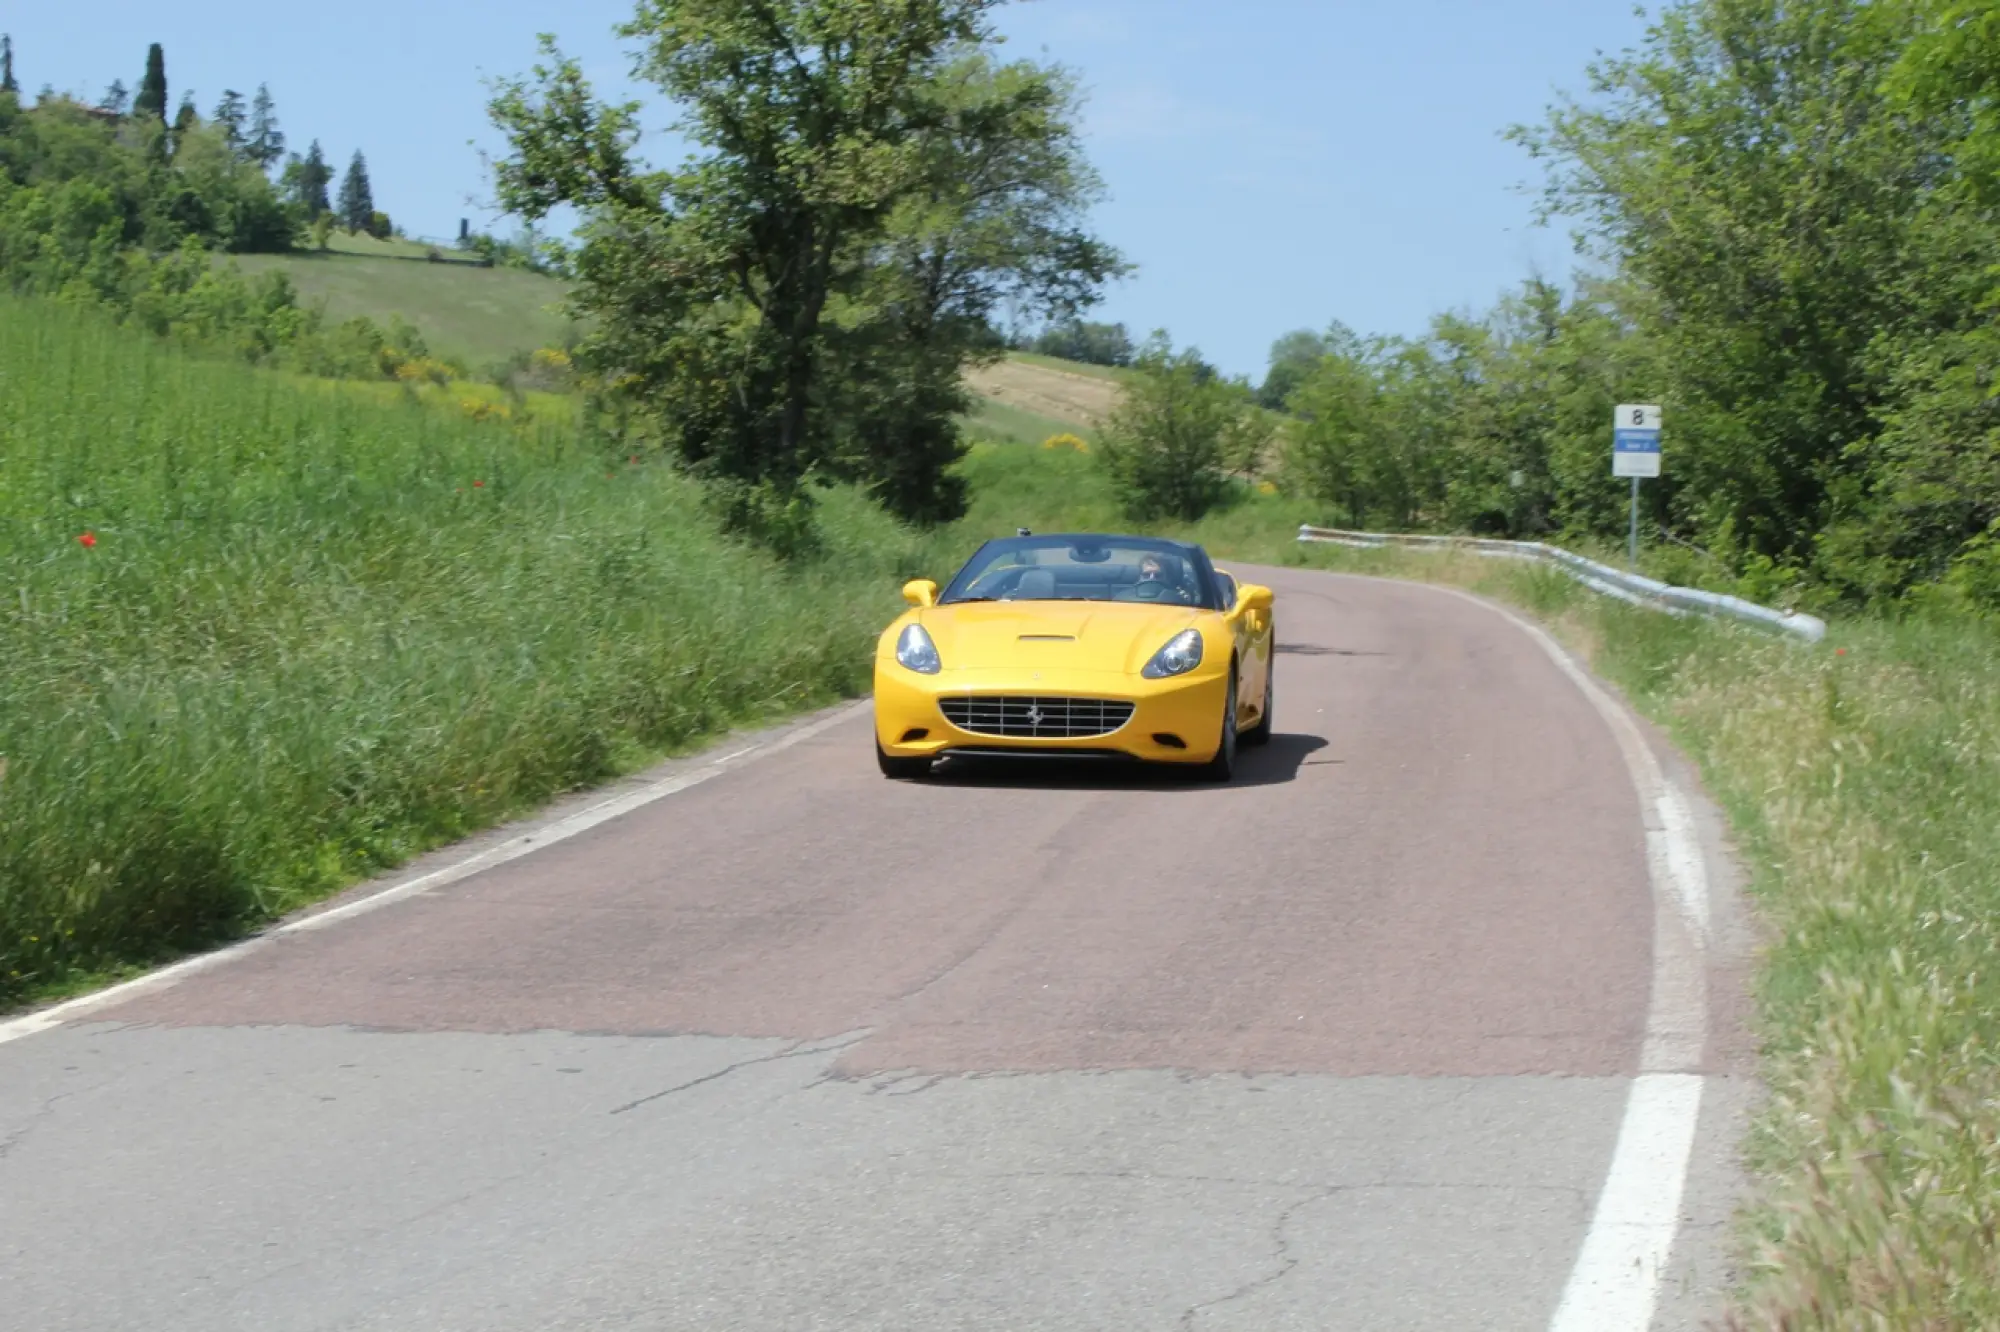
[966,353,1123,433]
[231,234,573,370]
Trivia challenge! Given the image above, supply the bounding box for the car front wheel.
[1198,672,1238,782]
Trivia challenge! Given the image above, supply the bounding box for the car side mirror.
[1233,584,1274,616]
[903,579,939,608]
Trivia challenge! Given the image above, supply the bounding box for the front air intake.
[940,696,1134,740]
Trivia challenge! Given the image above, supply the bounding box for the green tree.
[337,150,374,233]
[1258,322,1361,411]
[489,0,1114,537]
[213,89,246,153]
[134,43,167,124]
[825,53,1124,523]
[246,84,283,175]
[1282,335,1401,528]
[171,92,198,147]
[1099,335,1268,521]
[1514,0,1938,575]
[1,35,17,97]
[100,80,129,116]
[1030,319,1133,366]
[283,139,332,217]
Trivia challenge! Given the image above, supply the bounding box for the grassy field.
[0,296,944,1003]
[231,240,572,370]
[961,396,1093,448]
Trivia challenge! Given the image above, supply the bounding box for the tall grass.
[0,298,939,1001]
[1288,542,2000,1328]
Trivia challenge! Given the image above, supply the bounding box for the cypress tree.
[292,140,332,216]
[1,35,18,97]
[337,151,375,233]
[134,43,167,123]
[172,92,198,140]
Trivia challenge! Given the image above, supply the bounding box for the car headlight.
[1141,628,1204,679]
[896,622,942,674]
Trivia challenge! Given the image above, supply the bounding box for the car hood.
[920,600,1205,675]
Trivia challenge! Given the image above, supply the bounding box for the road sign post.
[1612,404,1662,569]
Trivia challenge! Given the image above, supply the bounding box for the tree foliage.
[1273,0,2000,608]
[1099,335,1268,521]
[487,0,1118,537]
[1026,318,1133,367]
[134,43,167,124]
[283,138,332,217]
[338,150,374,233]
[246,84,284,175]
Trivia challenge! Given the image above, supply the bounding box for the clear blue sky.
[11,1,1650,378]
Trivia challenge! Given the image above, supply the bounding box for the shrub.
[1040,432,1088,453]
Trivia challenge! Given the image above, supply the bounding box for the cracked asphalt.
[0,568,1755,1330]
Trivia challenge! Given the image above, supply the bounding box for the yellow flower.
[1256,480,1279,496]
[1042,432,1089,453]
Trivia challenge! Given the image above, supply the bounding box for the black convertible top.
[940,533,1226,611]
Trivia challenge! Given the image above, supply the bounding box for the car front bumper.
[873,663,1229,764]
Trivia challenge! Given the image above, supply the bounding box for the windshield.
[939,535,1223,610]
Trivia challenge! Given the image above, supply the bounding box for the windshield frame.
[937,534,1226,611]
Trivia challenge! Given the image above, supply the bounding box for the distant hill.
[964,353,1125,441]
[232,235,572,371]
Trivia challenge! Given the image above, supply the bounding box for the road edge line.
[1413,582,1711,1332]
[0,700,871,1048]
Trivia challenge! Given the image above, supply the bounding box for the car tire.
[1242,652,1274,748]
[1197,671,1239,783]
[876,741,933,780]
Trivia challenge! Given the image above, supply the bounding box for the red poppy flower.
[473,480,485,488]
[1835,648,1847,656]
[77,532,97,549]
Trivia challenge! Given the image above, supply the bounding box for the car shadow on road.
[925,732,1331,792]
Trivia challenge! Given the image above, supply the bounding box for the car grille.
[939,695,1135,740]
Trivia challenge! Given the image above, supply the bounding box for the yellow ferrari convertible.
[873,533,1275,781]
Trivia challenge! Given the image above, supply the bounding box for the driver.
[1138,554,1166,583]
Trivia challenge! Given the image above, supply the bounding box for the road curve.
[0,566,1754,1331]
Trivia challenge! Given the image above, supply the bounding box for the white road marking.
[1418,583,1711,1332]
[0,702,871,1048]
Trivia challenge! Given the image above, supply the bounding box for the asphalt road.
[0,567,1758,1331]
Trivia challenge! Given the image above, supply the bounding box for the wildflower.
[78,532,97,549]
[473,480,486,489]
[1835,648,1847,656]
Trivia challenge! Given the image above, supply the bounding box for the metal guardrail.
[1296,525,1828,644]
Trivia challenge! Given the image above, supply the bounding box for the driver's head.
[1138,554,1164,581]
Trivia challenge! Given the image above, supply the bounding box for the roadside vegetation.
[0,296,954,1003]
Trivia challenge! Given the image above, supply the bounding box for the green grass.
[1281,541,2000,1328]
[231,245,573,370]
[0,295,939,1003]
[961,396,1092,448]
